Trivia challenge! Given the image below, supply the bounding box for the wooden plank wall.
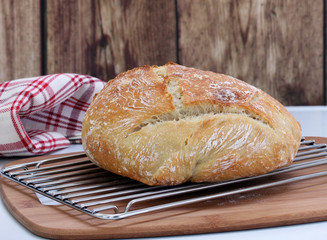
[0,0,41,81]
[0,0,323,106]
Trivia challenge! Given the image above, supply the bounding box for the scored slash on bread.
[82,63,302,186]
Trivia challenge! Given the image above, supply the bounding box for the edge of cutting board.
[1,137,327,239]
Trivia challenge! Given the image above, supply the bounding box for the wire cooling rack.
[2,137,327,220]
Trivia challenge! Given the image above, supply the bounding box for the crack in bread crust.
[129,74,272,135]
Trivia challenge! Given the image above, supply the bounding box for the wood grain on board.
[0,0,41,82]
[46,0,177,81]
[177,0,323,105]
[1,137,327,239]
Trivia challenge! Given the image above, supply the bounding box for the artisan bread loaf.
[82,63,302,186]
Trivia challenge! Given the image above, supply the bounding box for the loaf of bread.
[82,63,302,186]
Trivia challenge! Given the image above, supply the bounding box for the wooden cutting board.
[1,137,327,239]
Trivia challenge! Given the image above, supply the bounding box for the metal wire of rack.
[2,137,327,220]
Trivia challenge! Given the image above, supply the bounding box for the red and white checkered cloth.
[0,74,105,156]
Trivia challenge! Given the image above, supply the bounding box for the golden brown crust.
[82,63,302,186]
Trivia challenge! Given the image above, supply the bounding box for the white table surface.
[1,106,327,240]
